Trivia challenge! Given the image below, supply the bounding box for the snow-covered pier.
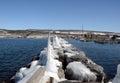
[11,34,107,83]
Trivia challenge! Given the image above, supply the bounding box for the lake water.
[67,39,120,80]
[0,38,120,82]
[0,38,47,82]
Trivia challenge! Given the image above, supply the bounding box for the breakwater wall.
[10,35,106,83]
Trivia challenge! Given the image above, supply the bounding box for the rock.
[30,60,38,68]
[66,51,88,64]
[58,67,65,78]
[24,63,31,68]
[10,77,15,83]
[70,47,78,51]
[32,56,40,61]
[87,64,106,82]
[59,80,100,83]
[58,51,67,70]
[58,52,65,63]
[65,51,106,82]
[65,61,97,82]
[14,72,23,82]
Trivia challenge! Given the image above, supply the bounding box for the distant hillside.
[0,29,120,38]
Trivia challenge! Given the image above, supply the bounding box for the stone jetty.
[11,34,106,83]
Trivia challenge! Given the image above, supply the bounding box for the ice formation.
[13,34,104,83]
[112,64,120,83]
[45,34,61,80]
[65,61,97,82]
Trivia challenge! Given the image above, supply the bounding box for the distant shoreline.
[0,29,120,39]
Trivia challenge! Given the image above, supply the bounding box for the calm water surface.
[67,39,120,80]
[0,38,47,82]
[0,38,120,82]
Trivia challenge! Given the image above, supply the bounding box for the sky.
[0,0,120,32]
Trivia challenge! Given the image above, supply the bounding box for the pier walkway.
[27,67,45,83]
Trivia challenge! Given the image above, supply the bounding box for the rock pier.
[11,35,106,83]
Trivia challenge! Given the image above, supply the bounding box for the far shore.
[0,29,120,43]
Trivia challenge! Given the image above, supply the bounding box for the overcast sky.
[0,0,120,32]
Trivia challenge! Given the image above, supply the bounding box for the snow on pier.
[12,34,106,83]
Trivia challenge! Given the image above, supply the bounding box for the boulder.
[32,56,40,61]
[65,61,97,82]
[58,67,65,79]
[65,51,106,82]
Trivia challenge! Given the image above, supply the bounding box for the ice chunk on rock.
[30,60,38,68]
[65,61,97,82]
[14,72,23,82]
[112,64,120,83]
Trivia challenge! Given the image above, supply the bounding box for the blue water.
[0,38,120,82]
[0,38,47,82]
[67,39,120,80]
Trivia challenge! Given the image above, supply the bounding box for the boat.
[80,24,86,42]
